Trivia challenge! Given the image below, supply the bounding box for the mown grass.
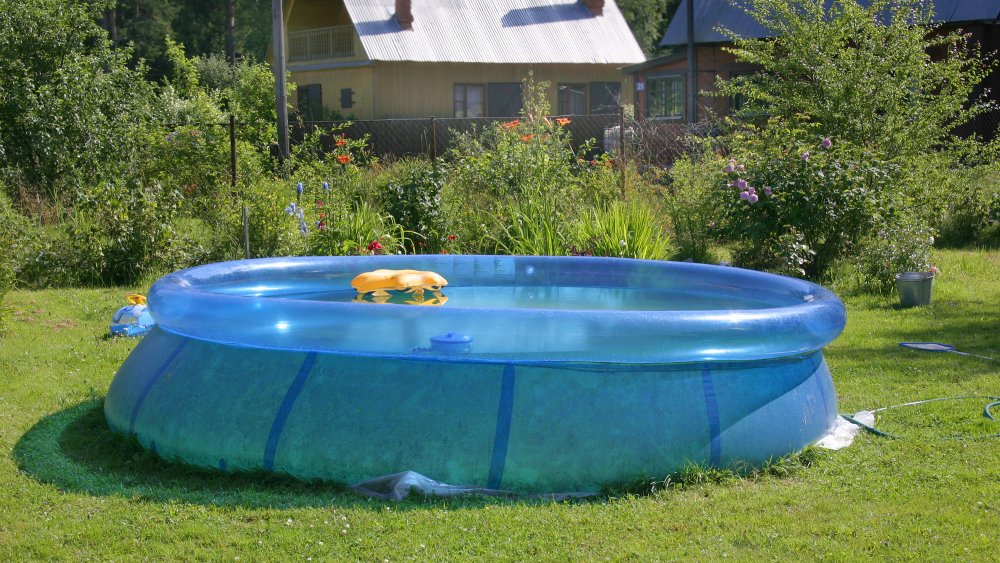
[1,249,997,560]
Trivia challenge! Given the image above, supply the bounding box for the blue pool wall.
[105,329,838,493]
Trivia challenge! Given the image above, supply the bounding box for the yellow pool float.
[351,269,448,305]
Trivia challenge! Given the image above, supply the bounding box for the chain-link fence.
[295,113,721,169]
[296,114,621,159]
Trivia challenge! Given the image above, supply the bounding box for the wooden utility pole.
[272,0,289,160]
[687,0,697,123]
[226,0,236,64]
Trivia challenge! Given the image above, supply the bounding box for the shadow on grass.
[13,399,562,511]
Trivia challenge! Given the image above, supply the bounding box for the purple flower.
[735,178,748,190]
[284,202,297,216]
[739,191,750,201]
[748,194,759,203]
[748,187,756,195]
[737,164,745,172]
[764,186,773,196]
[724,163,735,173]
[322,181,330,191]
[296,182,304,195]
[801,151,811,161]
[821,137,832,149]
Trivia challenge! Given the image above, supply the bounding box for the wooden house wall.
[292,63,633,119]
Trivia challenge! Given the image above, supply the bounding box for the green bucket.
[895,271,934,307]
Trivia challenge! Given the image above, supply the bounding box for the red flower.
[335,137,347,147]
[367,239,383,254]
[520,134,534,142]
[555,117,571,126]
[447,234,457,241]
[589,159,597,167]
[337,154,351,165]
[501,120,520,129]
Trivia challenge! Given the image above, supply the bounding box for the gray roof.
[660,0,1000,46]
[341,0,645,64]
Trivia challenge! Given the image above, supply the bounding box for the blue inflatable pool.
[104,255,846,493]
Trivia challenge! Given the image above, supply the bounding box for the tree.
[0,0,156,202]
[617,0,680,55]
[718,0,995,158]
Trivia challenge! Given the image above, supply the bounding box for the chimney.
[581,0,604,16]
[395,0,413,30]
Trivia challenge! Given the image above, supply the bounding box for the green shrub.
[854,215,935,290]
[718,0,994,161]
[665,151,723,263]
[714,120,904,278]
[577,199,672,260]
[381,160,448,252]
[444,76,599,255]
[59,181,183,286]
[937,167,1000,248]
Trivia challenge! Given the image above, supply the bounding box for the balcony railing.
[288,25,355,62]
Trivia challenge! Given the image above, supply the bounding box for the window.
[729,72,748,113]
[297,83,323,120]
[589,82,621,114]
[454,84,485,117]
[558,83,587,115]
[646,75,685,120]
[487,83,523,117]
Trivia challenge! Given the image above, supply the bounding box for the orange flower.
[520,134,534,142]
[555,117,571,126]
[335,137,347,147]
[501,120,520,129]
[337,154,351,165]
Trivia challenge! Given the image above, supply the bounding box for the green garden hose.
[842,395,1000,439]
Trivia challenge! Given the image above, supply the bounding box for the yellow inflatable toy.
[351,269,448,305]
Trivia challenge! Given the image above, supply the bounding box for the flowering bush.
[712,119,904,278]
[855,218,936,290]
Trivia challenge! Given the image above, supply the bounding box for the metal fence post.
[430,116,438,171]
[229,114,238,190]
[619,106,626,197]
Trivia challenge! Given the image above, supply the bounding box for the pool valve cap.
[430,332,473,353]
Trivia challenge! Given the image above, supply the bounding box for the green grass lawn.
[1,249,998,560]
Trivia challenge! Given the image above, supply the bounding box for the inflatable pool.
[104,255,846,493]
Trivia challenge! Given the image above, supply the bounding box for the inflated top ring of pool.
[144,255,845,364]
[105,255,847,494]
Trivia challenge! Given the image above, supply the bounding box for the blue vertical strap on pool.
[263,352,317,470]
[701,366,722,466]
[487,364,517,490]
[128,340,187,435]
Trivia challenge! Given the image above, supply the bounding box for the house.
[624,0,1000,135]
[277,0,646,120]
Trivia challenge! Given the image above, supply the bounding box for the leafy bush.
[60,181,184,286]
[577,199,672,260]
[719,0,995,160]
[0,0,157,202]
[665,152,723,263]
[854,215,935,290]
[714,120,906,278]
[937,167,1000,248]
[444,77,600,255]
[381,160,448,252]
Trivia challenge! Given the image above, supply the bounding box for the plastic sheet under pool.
[105,255,845,494]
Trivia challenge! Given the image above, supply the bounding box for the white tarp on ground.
[816,411,875,450]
